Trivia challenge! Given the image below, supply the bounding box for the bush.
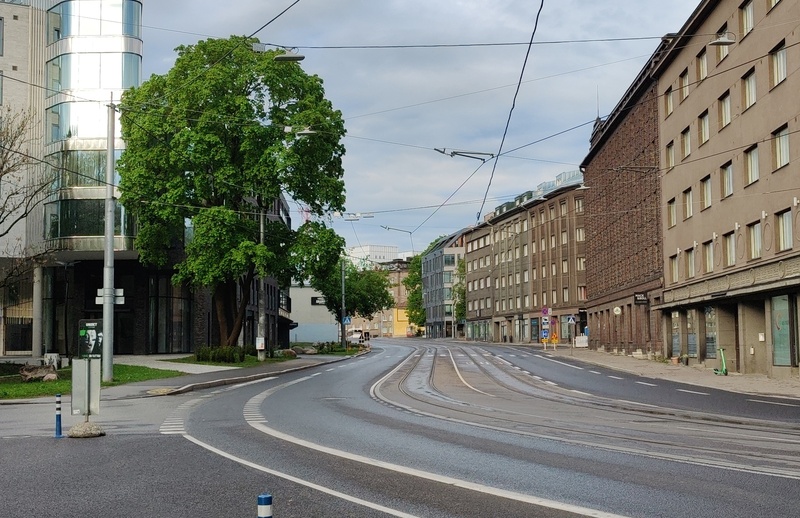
[194,345,245,363]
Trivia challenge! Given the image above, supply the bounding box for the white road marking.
[242,421,630,518]
[326,368,336,372]
[677,389,710,396]
[535,355,584,370]
[677,426,800,444]
[746,399,800,408]
[571,390,592,396]
[608,376,624,380]
[590,371,602,375]
[544,380,558,386]
[184,434,421,518]
[447,350,495,397]
[636,381,658,387]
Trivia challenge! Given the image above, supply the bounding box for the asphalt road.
[4,339,800,517]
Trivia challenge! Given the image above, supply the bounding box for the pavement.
[4,344,800,403]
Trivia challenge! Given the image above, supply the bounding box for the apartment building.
[422,231,465,338]
[654,0,800,377]
[345,258,414,338]
[464,171,588,344]
[580,43,666,356]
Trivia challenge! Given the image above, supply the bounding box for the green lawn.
[0,363,184,401]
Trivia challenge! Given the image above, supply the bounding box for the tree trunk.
[212,268,255,347]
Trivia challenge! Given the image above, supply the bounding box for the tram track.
[372,343,800,479]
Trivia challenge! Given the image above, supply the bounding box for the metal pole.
[257,493,273,518]
[54,394,64,438]
[258,204,267,361]
[102,99,116,381]
[341,258,346,350]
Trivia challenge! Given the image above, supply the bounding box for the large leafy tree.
[403,254,425,328]
[117,36,346,346]
[312,260,395,323]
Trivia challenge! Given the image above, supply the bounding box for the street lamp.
[252,43,305,61]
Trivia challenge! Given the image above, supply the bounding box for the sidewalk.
[535,345,800,400]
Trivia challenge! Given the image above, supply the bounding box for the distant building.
[463,171,588,344]
[289,285,339,344]
[422,232,465,338]
[348,258,414,338]
[347,244,398,265]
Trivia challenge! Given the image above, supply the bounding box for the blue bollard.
[257,493,272,518]
[55,394,64,438]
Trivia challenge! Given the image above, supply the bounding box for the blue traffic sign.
[342,316,351,325]
[541,329,549,339]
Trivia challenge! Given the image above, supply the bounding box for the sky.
[141,0,700,256]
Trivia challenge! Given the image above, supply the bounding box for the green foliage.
[194,346,246,363]
[117,35,347,346]
[309,259,395,321]
[454,258,466,323]
[403,238,440,328]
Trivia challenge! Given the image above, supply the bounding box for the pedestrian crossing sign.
[567,316,576,324]
[342,316,351,325]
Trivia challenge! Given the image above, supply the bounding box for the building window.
[522,244,528,256]
[717,24,730,62]
[552,290,557,305]
[541,266,546,278]
[665,87,673,116]
[577,256,586,271]
[777,210,793,251]
[576,228,585,242]
[724,232,736,266]
[560,201,567,216]
[748,221,762,259]
[773,125,789,170]
[561,230,567,245]
[721,162,734,198]
[744,145,759,185]
[562,287,569,303]
[668,198,677,227]
[575,198,584,214]
[523,270,529,282]
[698,111,709,145]
[681,127,691,159]
[550,235,556,248]
[771,41,787,87]
[719,91,731,128]
[741,1,754,36]
[683,189,693,219]
[696,49,708,82]
[577,286,587,301]
[561,259,568,273]
[686,248,696,278]
[703,241,714,273]
[666,141,675,168]
[670,255,679,283]
[550,263,556,276]
[743,69,757,109]
[679,69,689,101]
[701,175,712,209]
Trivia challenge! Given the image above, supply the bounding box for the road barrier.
[257,493,272,518]
[55,394,64,438]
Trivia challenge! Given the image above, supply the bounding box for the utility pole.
[341,258,347,350]
[102,99,116,381]
[257,202,267,361]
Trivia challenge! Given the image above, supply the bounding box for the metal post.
[341,258,346,351]
[258,203,267,361]
[102,99,116,381]
[55,394,64,438]
[257,493,273,518]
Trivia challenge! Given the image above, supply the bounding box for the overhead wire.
[475,0,545,224]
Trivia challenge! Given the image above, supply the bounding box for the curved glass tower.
[42,0,142,251]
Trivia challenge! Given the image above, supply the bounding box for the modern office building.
[0,1,293,358]
[422,231,465,338]
[653,0,800,377]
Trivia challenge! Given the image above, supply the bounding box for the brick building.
[580,43,666,356]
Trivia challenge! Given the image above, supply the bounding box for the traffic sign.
[542,307,549,316]
[567,316,576,324]
[342,316,351,325]
[541,329,549,339]
[542,316,550,325]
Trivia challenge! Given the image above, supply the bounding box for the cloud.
[141,0,699,254]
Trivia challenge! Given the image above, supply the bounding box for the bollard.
[257,493,272,518]
[55,394,64,438]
